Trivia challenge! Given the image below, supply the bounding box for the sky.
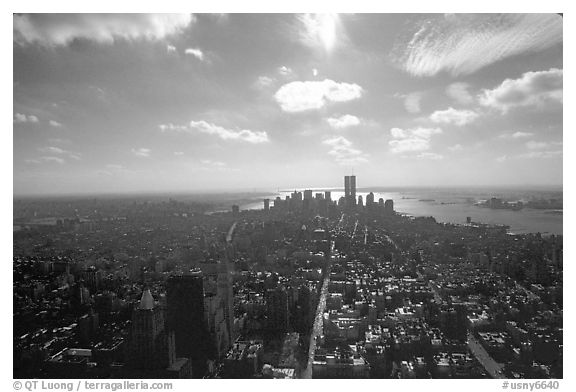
[13,13,563,195]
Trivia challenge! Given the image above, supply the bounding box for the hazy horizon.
[13,182,563,199]
[14,14,563,196]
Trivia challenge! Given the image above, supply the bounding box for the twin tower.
[344,175,357,207]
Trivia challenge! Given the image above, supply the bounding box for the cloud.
[322,136,368,165]
[298,14,343,53]
[430,107,479,126]
[254,76,276,90]
[38,146,81,160]
[189,121,269,143]
[159,123,188,132]
[278,66,293,76]
[275,79,363,112]
[448,144,463,152]
[496,155,508,163]
[132,148,151,157]
[525,141,548,150]
[327,114,361,129]
[479,68,562,113]
[200,159,227,169]
[518,150,562,159]
[389,138,430,153]
[160,120,269,143]
[417,152,444,160]
[49,120,62,127]
[174,151,184,156]
[14,113,39,123]
[397,92,423,114]
[14,14,194,46]
[389,127,442,153]
[27,156,66,164]
[446,82,474,105]
[499,131,534,139]
[393,14,562,77]
[185,48,204,61]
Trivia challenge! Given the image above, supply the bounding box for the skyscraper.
[266,285,289,332]
[127,289,175,371]
[344,175,357,207]
[366,192,375,207]
[384,199,394,214]
[166,274,211,375]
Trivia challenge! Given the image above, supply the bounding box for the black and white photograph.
[10,6,567,386]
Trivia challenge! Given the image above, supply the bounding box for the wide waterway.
[240,188,562,236]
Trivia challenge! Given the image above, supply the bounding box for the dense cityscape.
[13,175,563,379]
[13,13,563,382]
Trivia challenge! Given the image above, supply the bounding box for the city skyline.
[13,14,563,195]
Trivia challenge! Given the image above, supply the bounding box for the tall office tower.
[366,192,375,206]
[266,286,289,332]
[384,199,394,214]
[232,205,239,216]
[167,274,211,375]
[344,175,357,207]
[303,189,313,200]
[324,191,332,201]
[201,261,231,359]
[358,195,364,207]
[127,289,175,371]
[263,199,270,211]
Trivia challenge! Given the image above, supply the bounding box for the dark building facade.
[166,274,211,375]
[344,176,356,207]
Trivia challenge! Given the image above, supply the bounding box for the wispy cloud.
[160,120,269,144]
[14,14,194,46]
[185,48,204,61]
[479,68,562,113]
[499,131,534,139]
[27,156,65,165]
[254,66,297,91]
[417,152,444,160]
[189,121,269,143]
[525,141,562,151]
[518,150,562,159]
[393,14,562,77]
[275,79,363,112]
[132,148,151,157]
[14,113,38,123]
[323,136,368,165]
[446,82,474,105]
[200,159,231,171]
[277,66,293,76]
[159,123,188,132]
[327,114,361,129]
[396,92,423,114]
[38,146,81,160]
[49,120,62,127]
[297,14,344,53]
[430,107,479,126]
[389,127,442,154]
